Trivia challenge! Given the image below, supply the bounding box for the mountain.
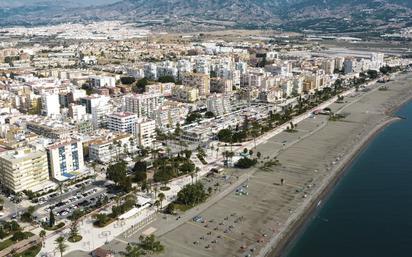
[0,0,411,34]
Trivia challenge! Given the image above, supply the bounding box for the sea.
[284,100,412,257]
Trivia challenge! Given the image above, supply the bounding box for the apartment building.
[107,112,138,134]
[0,147,49,193]
[88,133,134,164]
[182,72,210,97]
[47,140,85,181]
[89,76,116,88]
[206,94,231,116]
[172,85,199,103]
[41,93,60,117]
[124,93,163,118]
[135,119,156,148]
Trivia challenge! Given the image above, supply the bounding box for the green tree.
[235,157,257,169]
[165,203,175,214]
[133,78,149,93]
[134,171,147,184]
[69,221,79,240]
[158,193,166,209]
[133,161,147,173]
[49,209,55,227]
[125,244,144,257]
[39,230,46,242]
[158,75,175,83]
[55,236,67,257]
[120,76,136,85]
[21,206,35,222]
[12,231,28,241]
[217,129,233,142]
[204,111,215,118]
[185,112,203,124]
[94,213,109,227]
[138,234,165,253]
[179,161,195,174]
[176,182,207,207]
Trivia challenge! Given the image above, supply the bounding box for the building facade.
[0,148,49,193]
[47,140,85,181]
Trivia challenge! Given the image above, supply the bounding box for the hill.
[0,0,411,34]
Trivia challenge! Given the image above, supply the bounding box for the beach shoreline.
[263,73,412,257]
[265,116,401,257]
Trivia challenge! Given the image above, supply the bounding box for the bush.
[176,183,207,207]
[68,235,82,243]
[120,76,136,85]
[165,203,175,215]
[12,231,29,242]
[235,157,258,169]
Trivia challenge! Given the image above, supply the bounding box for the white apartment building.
[124,93,163,118]
[151,107,182,128]
[41,93,60,117]
[144,63,158,80]
[321,59,336,75]
[79,95,111,128]
[247,70,266,88]
[177,59,193,80]
[207,94,231,116]
[88,133,135,163]
[0,148,50,193]
[107,112,138,134]
[182,73,210,97]
[194,58,210,75]
[157,61,178,79]
[68,104,87,122]
[89,76,116,88]
[91,104,111,129]
[135,119,156,148]
[47,140,85,181]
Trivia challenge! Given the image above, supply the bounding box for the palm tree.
[195,167,200,182]
[190,172,194,184]
[123,143,128,156]
[39,230,46,245]
[55,236,67,257]
[154,186,158,199]
[108,144,114,162]
[226,151,235,165]
[114,140,122,160]
[158,193,165,209]
[251,129,259,149]
[154,200,160,212]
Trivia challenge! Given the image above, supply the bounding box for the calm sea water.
[284,100,412,257]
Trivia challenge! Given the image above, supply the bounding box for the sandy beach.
[147,72,412,257]
[86,72,412,257]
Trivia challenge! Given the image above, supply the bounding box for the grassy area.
[0,238,13,251]
[173,203,193,212]
[13,244,41,257]
[68,235,83,243]
[93,217,115,228]
[0,232,34,251]
[42,222,65,231]
[197,154,208,165]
